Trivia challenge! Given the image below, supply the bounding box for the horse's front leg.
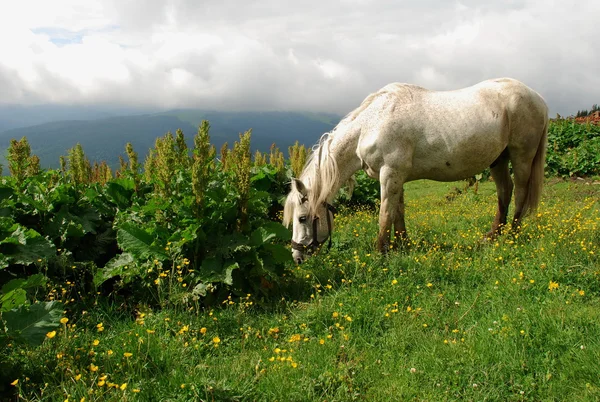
[377,167,405,253]
[392,191,408,249]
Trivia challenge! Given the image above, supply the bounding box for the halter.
[290,199,336,253]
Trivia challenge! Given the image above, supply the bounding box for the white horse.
[283,78,548,264]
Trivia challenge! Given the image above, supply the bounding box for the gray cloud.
[1,0,599,115]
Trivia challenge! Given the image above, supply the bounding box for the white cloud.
[0,0,599,115]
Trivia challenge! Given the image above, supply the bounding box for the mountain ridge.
[0,109,340,170]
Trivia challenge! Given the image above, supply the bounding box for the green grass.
[6,180,600,401]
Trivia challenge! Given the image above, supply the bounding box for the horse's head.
[283,178,336,264]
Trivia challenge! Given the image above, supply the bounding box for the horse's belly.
[409,133,506,181]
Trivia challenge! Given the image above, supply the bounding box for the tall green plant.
[191,121,216,213]
[231,130,252,231]
[67,143,91,185]
[175,128,190,169]
[153,132,177,197]
[7,137,37,186]
[288,141,307,178]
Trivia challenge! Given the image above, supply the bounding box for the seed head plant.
[153,132,177,198]
[191,120,216,213]
[126,142,140,192]
[232,130,252,231]
[254,150,267,167]
[288,141,307,178]
[7,137,37,185]
[220,142,230,171]
[67,143,91,185]
[175,129,190,169]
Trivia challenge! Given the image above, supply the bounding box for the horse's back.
[355,78,548,182]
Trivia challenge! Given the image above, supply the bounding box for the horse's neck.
[325,123,362,201]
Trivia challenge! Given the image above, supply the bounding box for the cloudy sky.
[0,0,598,115]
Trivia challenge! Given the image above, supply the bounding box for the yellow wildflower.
[46,331,56,339]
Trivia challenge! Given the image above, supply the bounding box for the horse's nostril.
[295,257,303,265]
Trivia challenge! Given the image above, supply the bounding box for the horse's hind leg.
[511,155,535,230]
[486,151,513,239]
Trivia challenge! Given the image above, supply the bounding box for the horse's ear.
[292,178,308,196]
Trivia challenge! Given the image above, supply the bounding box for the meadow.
[5,178,599,401]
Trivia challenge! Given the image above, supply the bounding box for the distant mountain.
[0,109,340,170]
[0,104,153,132]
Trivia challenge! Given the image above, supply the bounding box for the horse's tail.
[524,117,548,214]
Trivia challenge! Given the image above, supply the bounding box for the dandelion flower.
[200,327,207,335]
[548,281,559,291]
[60,317,69,325]
[212,337,221,344]
[10,379,18,386]
[120,383,127,390]
[123,352,133,358]
[92,339,99,346]
[46,331,56,339]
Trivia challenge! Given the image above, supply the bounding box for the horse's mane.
[282,90,384,226]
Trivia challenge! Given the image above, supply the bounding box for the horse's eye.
[298,216,307,223]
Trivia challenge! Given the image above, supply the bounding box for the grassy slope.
[8,180,600,401]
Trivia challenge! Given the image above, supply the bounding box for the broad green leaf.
[0,226,56,266]
[1,274,46,294]
[106,182,133,209]
[250,227,276,247]
[199,257,239,285]
[1,289,27,312]
[261,221,291,241]
[94,253,135,286]
[3,301,63,346]
[117,222,167,260]
[261,243,292,265]
[222,262,239,286]
[192,283,208,297]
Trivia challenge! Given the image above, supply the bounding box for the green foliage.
[547,119,600,177]
[2,301,63,346]
[338,170,380,208]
